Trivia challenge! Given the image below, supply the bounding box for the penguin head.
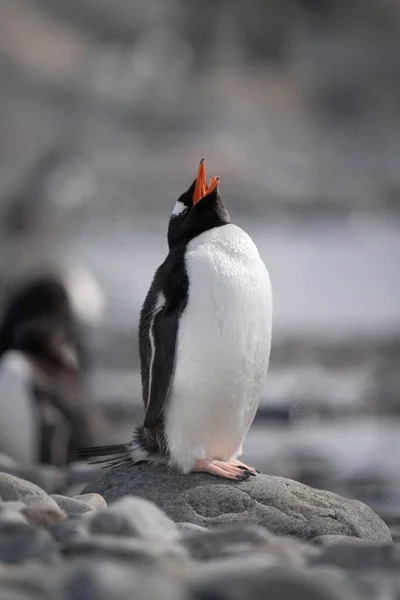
[167,159,230,248]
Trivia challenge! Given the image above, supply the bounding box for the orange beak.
[193,159,219,205]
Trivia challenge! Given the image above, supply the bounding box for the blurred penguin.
[0,267,108,466]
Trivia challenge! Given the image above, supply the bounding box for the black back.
[138,179,231,429]
[0,272,87,370]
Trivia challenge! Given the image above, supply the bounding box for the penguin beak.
[193,159,219,205]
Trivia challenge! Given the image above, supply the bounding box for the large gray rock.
[84,465,392,543]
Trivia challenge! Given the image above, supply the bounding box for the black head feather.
[167,179,230,248]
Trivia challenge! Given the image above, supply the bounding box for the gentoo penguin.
[0,270,107,466]
[78,160,272,480]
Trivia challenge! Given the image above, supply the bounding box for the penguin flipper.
[143,298,182,429]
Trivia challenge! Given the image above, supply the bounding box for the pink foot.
[192,459,253,481]
[228,458,259,474]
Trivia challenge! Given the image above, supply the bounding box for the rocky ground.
[1,3,400,597]
[0,461,399,599]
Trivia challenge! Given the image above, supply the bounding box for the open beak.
[193,159,219,205]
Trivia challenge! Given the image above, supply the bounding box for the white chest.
[165,224,272,471]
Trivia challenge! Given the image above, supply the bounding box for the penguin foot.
[192,459,252,481]
[228,458,257,475]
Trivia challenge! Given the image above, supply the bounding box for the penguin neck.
[168,220,229,251]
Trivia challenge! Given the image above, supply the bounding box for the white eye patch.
[171,200,187,217]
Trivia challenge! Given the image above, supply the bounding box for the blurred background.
[0,0,400,522]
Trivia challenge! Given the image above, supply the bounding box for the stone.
[181,524,316,565]
[87,496,179,544]
[190,563,365,600]
[0,558,187,600]
[21,503,67,527]
[0,521,60,564]
[389,525,400,543]
[62,536,190,576]
[0,464,67,494]
[0,490,66,526]
[0,501,28,524]
[23,494,65,512]
[312,535,376,547]
[177,522,209,534]
[61,559,188,600]
[84,465,392,543]
[313,541,400,570]
[51,494,98,516]
[0,472,48,502]
[75,493,107,510]
[48,518,88,546]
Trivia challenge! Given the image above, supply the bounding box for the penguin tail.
[75,443,133,469]
[76,426,167,470]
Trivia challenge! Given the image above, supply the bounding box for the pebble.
[76,493,107,510]
[21,503,67,527]
[313,541,400,570]
[0,559,187,600]
[177,522,209,534]
[0,464,67,494]
[51,494,100,517]
[0,472,48,502]
[47,517,88,546]
[312,535,378,547]
[0,501,28,524]
[191,563,365,600]
[87,496,179,544]
[0,521,61,565]
[62,536,190,576]
[181,524,315,565]
[61,559,188,600]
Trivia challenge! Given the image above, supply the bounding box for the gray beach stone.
[84,465,392,543]
[76,493,107,510]
[62,559,188,600]
[51,494,98,516]
[313,541,400,570]
[48,517,88,546]
[0,559,187,600]
[22,494,60,508]
[0,472,48,502]
[0,521,60,564]
[21,503,67,527]
[87,496,179,544]
[63,536,190,575]
[181,524,317,565]
[0,501,28,524]
[190,563,365,600]
[177,522,209,534]
[0,463,66,494]
[312,535,375,547]
[389,525,400,543]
